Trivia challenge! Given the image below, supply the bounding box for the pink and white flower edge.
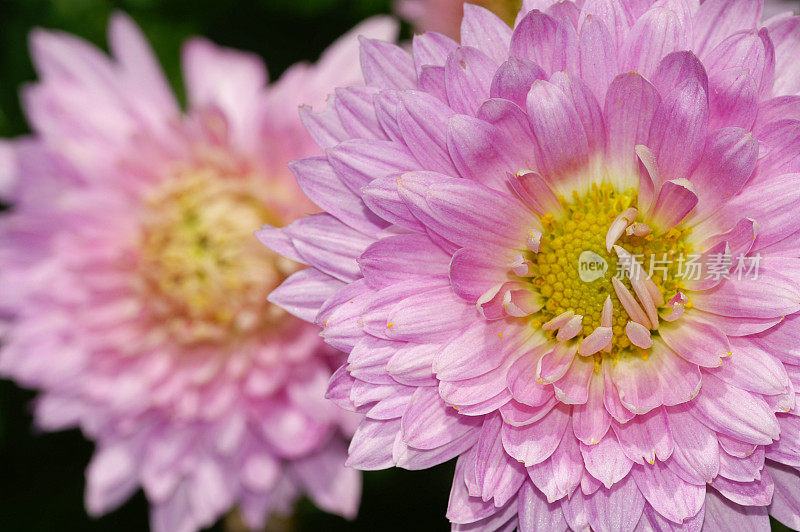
[0,13,396,532]
[262,1,800,530]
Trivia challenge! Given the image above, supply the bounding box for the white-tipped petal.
[626,222,651,237]
[503,289,544,317]
[542,310,574,330]
[625,321,653,348]
[578,326,613,356]
[527,229,542,253]
[660,292,687,322]
[477,282,506,320]
[606,208,638,252]
[510,254,533,276]
[556,315,583,341]
[508,170,561,215]
[611,277,650,328]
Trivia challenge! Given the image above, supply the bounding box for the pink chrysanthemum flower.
[0,13,396,532]
[261,1,800,529]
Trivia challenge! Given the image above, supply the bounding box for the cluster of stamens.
[485,174,693,361]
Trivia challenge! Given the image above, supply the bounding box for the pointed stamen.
[614,246,659,329]
[626,321,653,349]
[612,277,650,328]
[606,208,638,252]
[542,310,574,331]
[601,296,613,352]
[556,314,583,341]
[578,326,613,356]
[601,296,613,327]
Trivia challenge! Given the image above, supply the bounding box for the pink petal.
[768,462,800,530]
[573,369,611,445]
[490,58,547,108]
[501,403,570,466]
[518,481,569,530]
[693,0,762,57]
[703,488,769,530]
[613,407,673,465]
[510,10,577,75]
[580,432,633,489]
[358,233,450,289]
[666,407,720,484]
[527,429,583,503]
[692,373,780,445]
[444,46,496,116]
[401,387,481,450]
[584,475,645,532]
[460,4,512,65]
[603,73,661,180]
[659,314,730,367]
[631,460,705,524]
[526,79,590,179]
[647,78,709,182]
[359,37,415,90]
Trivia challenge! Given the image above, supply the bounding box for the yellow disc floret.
[525,183,692,353]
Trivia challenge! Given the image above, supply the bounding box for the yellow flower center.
[526,183,692,354]
[135,166,293,345]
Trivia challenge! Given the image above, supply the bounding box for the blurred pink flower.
[0,13,396,532]
[262,0,800,530]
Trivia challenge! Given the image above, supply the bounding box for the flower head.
[263,1,800,529]
[0,13,396,531]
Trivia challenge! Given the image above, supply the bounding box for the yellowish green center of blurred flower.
[136,166,292,345]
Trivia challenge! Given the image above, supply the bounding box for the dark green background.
[0,0,795,530]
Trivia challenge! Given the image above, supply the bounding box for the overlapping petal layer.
[265,1,800,530]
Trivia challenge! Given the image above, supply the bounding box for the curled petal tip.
[527,229,542,253]
[542,310,574,330]
[556,314,583,341]
[606,208,638,252]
